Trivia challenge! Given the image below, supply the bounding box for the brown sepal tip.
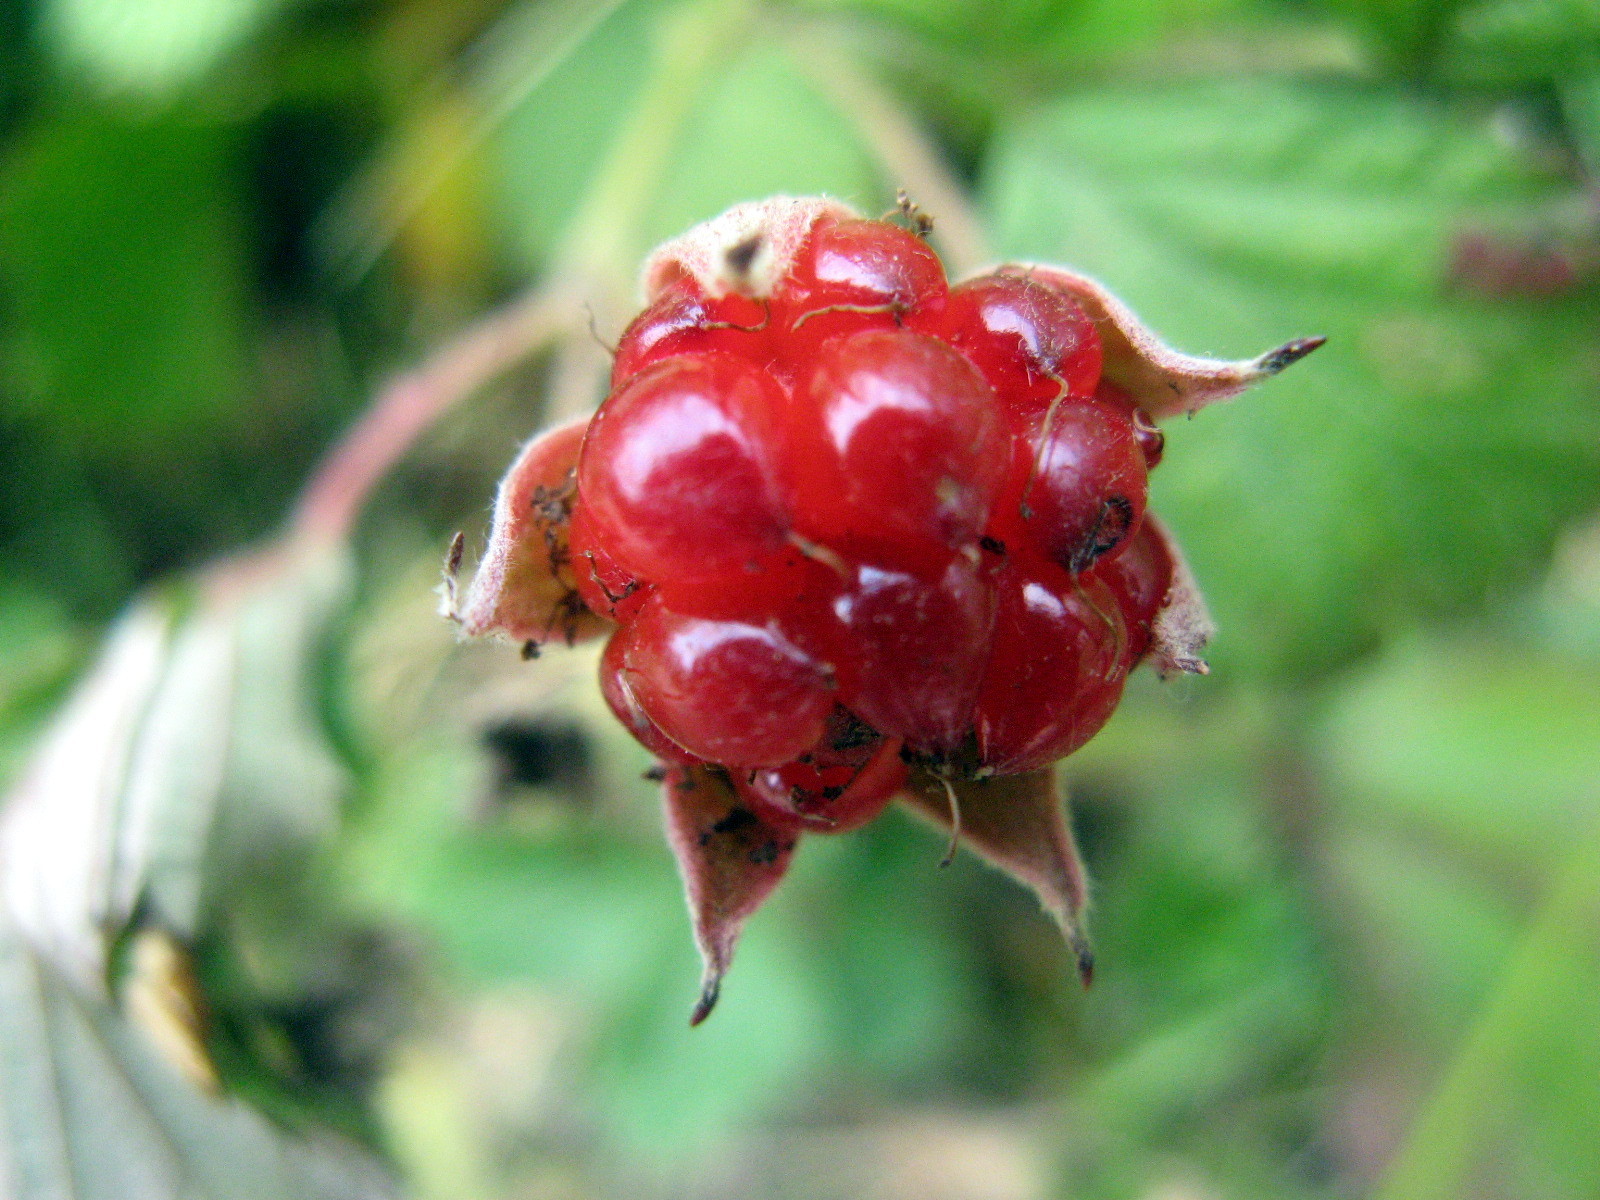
[1255,335,1326,375]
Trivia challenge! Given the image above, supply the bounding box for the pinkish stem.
[290,284,578,545]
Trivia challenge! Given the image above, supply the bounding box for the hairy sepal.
[641,195,858,302]
[458,416,609,647]
[1019,265,1324,421]
[661,763,799,1025]
[897,767,1094,985]
[1144,514,1216,678]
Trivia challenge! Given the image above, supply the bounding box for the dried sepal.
[897,767,1094,985]
[457,416,610,647]
[1144,514,1216,678]
[661,763,799,1024]
[1018,265,1324,421]
[641,195,858,302]
[120,927,220,1093]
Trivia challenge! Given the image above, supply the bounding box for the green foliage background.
[2,1,1600,1198]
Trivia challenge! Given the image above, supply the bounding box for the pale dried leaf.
[0,911,392,1200]
[0,543,389,1197]
[1,544,351,991]
[0,601,176,991]
[109,603,240,949]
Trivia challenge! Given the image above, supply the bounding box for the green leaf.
[1316,634,1600,1198]
[1563,67,1600,173]
[1041,757,1331,1199]
[1372,824,1600,1200]
[1324,828,1519,1038]
[486,0,654,272]
[0,590,82,789]
[1322,0,1475,73]
[795,0,1259,73]
[636,40,881,252]
[984,80,1600,677]
[491,10,882,280]
[0,111,252,455]
[1448,0,1600,87]
[1314,636,1600,865]
[39,0,289,93]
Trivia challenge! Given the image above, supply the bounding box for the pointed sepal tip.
[1255,335,1326,375]
[661,763,799,1027]
[689,976,721,1027]
[896,768,1095,984]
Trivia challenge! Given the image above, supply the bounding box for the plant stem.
[290,0,749,547]
[289,285,575,545]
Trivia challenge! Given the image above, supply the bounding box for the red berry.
[734,707,907,833]
[567,501,651,623]
[458,197,1336,1028]
[928,271,1101,421]
[616,592,836,767]
[1097,379,1164,468]
[531,205,1200,811]
[612,277,772,385]
[1020,392,1149,573]
[654,540,844,626]
[1094,517,1174,667]
[832,553,994,754]
[598,628,697,764]
[970,558,1128,775]
[576,354,788,585]
[778,329,1006,556]
[774,217,946,361]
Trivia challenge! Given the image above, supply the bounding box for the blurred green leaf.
[1049,761,1330,1200]
[40,0,290,94]
[0,111,251,454]
[798,0,1261,74]
[1563,66,1600,170]
[1449,0,1600,86]
[492,14,882,279]
[1315,637,1600,864]
[1317,629,1600,1199]
[487,0,653,273]
[637,40,881,250]
[1324,828,1519,1037]
[985,79,1600,678]
[1373,823,1600,1200]
[1322,0,1474,74]
[0,589,82,786]
[788,817,983,1081]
